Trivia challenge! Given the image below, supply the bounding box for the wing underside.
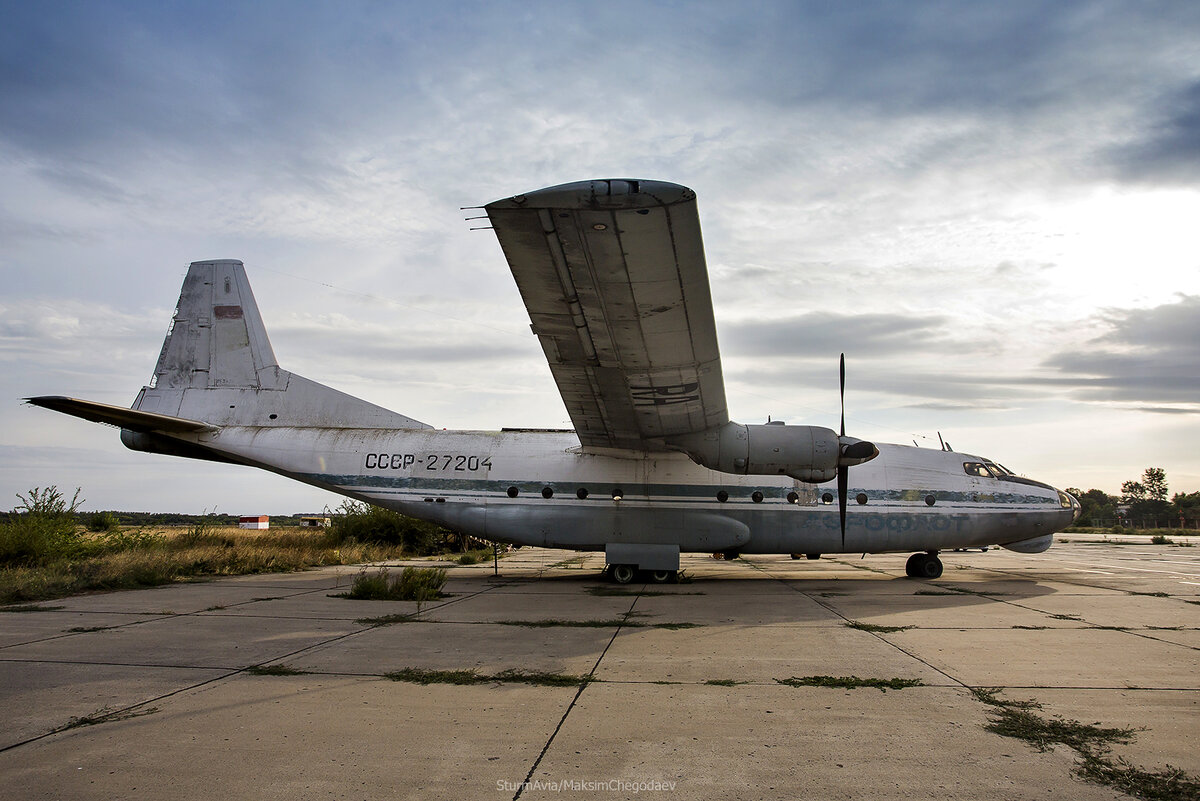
[486,180,727,450]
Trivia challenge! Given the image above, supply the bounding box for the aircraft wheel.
[905,552,943,579]
[611,564,636,584]
[650,570,674,583]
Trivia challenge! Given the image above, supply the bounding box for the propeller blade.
[838,464,848,549]
[839,353,847,548]
[839,353,846,438]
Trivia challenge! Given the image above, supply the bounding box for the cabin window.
[541,486,554,499]
[716,490,729,503]
[856,493,868,505]
[786,491,799,504]
[576,488,588,499]
[751,491,764,503]
[925,494,937,506]
[963,462,995,478]
[821,492,834,504]
[506,486,519,498]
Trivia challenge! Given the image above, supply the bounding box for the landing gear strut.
[905,551,943,579]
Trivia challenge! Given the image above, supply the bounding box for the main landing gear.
[606,565,677,584]
[905,551,943,579]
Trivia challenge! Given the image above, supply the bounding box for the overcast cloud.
[2,0,1199,511]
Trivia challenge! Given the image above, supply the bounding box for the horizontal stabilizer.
[26,396,216,434]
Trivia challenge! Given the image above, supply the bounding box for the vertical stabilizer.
[132,259,429,430]
[151,260,285,391]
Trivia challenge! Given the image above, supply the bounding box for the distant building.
[299,516,331,528]
[239,515,269,530]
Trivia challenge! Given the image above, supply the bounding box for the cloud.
[721,311,951,358]
[1036,295,1200,404]
[1109,80,1200,184]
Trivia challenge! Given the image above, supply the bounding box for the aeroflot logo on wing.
[630,382,699,406]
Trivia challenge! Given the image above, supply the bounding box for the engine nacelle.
[666,421,840,483]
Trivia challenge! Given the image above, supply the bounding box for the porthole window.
[268,413,278,420]
[751,491,764,503]
[611,488,623,501]
[925,494,936,506]
[786,491,799,504]
[541,486,554,499]
[506,486,519,498]
[821,492,834,504]
[576,488,589,499]
[856,493,868,505]
[716,490,729,503]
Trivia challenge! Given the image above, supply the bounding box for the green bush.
[87,511,120,533]
[347,566,447,602]
[329,500,447,554]
[0,487,85,565]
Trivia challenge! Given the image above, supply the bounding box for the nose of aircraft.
[1061,489,1082,521]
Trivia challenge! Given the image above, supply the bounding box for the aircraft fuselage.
[135,425,1075,556]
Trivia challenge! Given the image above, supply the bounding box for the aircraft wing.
[486,179,727,450]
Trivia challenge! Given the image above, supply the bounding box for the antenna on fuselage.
[937,432,946,451]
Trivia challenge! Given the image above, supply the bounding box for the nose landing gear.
[905,551,943,579]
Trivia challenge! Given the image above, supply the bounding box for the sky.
[2,0,1199,514]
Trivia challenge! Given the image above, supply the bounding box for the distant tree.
[1065,488,1119,526]
[1172,491,1200,522]
[1121,480,1146,504]
[1142,467,1168,502]
[1122,468,1171,524]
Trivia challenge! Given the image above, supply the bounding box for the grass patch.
[970,688,1200,800]
[455,549,493,566]
[61,705,158,730]
[776,675,923,692]
[584,586,705,597]
[66,625,112,632]
[1012,625,1050,630]
[1129,591,1170,598]
[356,613,416,626]
[245,664,310,676]
[1150,535,1173,545]
[913,590,956,596]
[496,618,628,628]
[1049,613,1083,621]
[1,603,63,612]
[1076,754,1200,801]
[704,679,744,686]
[383,666,592,687]
[342,566,447,603]
[0,524,423,604]
[653,622,702,630]
[845,620,914,633]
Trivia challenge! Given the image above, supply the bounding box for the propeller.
[837,353,878,549]
[839,354,848,549]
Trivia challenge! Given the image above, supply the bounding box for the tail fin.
[132,260,428,430]
[149,259,284,392]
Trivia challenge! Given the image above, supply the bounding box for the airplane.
[27,179,1080,583]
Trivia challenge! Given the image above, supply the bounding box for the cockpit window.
[982,460,1008,476]
[963,462,995,478]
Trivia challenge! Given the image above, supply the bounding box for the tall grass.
[0,525,413,604]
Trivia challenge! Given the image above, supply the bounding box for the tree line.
[1068,467,1200,529]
